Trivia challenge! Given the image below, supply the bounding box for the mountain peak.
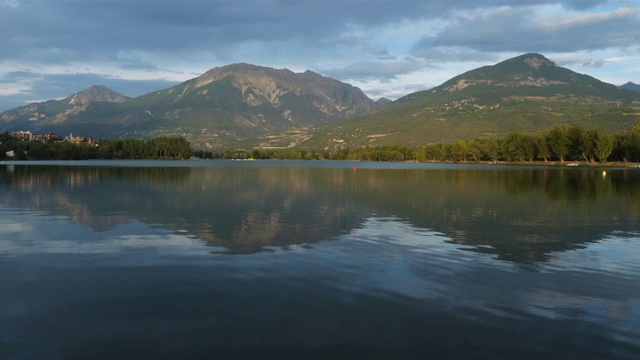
[437,53,599,93]
[375,97,392,106]
[522,54,555,69]
[492,52,556,72]
[66,85,129,106]
[309,54,640,150]
[619,81,640,91]
[195,63,296,88]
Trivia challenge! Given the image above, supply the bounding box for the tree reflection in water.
[0,162,638,262]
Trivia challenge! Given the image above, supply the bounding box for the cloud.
[557,57,606,69]
[412,5,640,54]
[1,1,614,65]
[411,48,501,63]
[1,1,639,111]
[322,59,434,82]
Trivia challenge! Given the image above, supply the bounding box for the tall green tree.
[579,129,599,164]
[536,134,551,162]
[594,131,614,163]
[503,132,527,162]
[547,125,570,163]
[567,125,585,161]
[482,138,501,163]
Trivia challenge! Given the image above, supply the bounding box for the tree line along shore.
[0,133,192,160]
[195,124,640,165]
[2,123,640,164]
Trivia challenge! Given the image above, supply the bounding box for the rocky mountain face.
[303,53,640,149]
[66,85,129,106]
[0,64,377,149]
[193,64,376,118]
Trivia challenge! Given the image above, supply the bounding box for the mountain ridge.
[302,53,640,149]
[0,63,378,148]
[0,85,129,127]
[2,54,639,150]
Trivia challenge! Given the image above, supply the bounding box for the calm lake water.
[1,160,639,359]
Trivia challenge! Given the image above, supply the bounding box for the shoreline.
[442,160,640,168]
[2,158,640,169]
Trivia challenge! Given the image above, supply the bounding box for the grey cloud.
[554,56,607,69]
[411,48,501,63]
[371,49,397,61]
[321,59,433,82]
[1,1,613,64]
[412,5,640,54]
[0,1,425,62]
[574,60,606,68]
[0,0,635,111]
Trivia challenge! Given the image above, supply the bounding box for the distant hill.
[0,64,377,149]
[619,81,640,91]
[302,53,640,149]
[0,85,129,129]
[375,97,393,106]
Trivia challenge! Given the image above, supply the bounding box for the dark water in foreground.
[1,160,639,359]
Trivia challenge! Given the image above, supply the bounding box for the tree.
[594,131,614,163]
[26,142,50,159]
[452,140,468,162]
[547,125,570,163]
[536,134,551,162]
[503,132,526,162]
[440,143,455,161]
[566,125,585,161]
[97,139,116,159]
[521,134,537,163]
[15,145,27,160]
[579,129,599,165]
[425,144,442,161]
[466,140,483,162]
[617,127,640,162]
[482,138,501,163]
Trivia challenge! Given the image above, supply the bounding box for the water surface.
[1,160,639,359]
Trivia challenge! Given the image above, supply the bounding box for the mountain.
[0,85,129,129]
[0,64,377,149]
[375,97,393,106]
[302,53,640,149]
[619,81,640,92]
[4,56,639,151]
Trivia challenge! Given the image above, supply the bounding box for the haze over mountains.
[1,54,639,150]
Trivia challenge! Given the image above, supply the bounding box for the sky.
[0,0,639,111]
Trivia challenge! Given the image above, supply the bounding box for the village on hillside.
[4,130,96,158]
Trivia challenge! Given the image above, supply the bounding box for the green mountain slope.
[303,53,640,149]
[1,64,377,149]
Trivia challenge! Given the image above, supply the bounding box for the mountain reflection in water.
[1,161,639,359]
[0,161,638,261]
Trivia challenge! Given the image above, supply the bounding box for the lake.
[1,160,639,359]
